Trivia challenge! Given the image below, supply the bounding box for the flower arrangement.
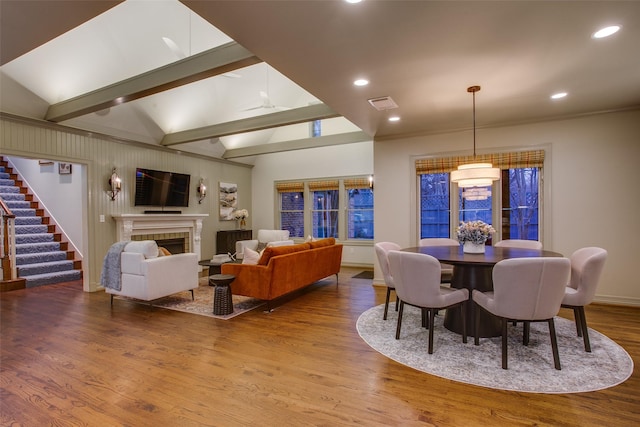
[232,209,249,220]
[456,220,496,245]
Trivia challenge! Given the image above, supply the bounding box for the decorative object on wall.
[107,168,122,201]
[197,179,207,204]
[450,86,500,191]
[38,160,54,166]
[233,209,249,229]
[58,162,72,174]
[368,174,374,190]
[219,182,238,220]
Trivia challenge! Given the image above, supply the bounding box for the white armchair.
[235,229,292,259]
[105,240,199,305]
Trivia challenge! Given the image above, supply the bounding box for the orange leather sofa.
[221,237,343,304]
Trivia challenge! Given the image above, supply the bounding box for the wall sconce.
[107,168,121,201]
[368,174,374,190]
[197,179,207,204]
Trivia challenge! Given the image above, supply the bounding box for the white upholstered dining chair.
[418,238,460,283]
[561,247,607,352]
[494,239,543,250]
[388,250,468,354]
[374,242,401,320]
[472,257,571,370]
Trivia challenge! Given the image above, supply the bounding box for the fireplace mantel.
[112,214,208,261]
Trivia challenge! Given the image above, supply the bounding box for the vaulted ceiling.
[1,1,639,165]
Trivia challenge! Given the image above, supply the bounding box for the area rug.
[356,304,633,393]
[118,282,265,320]
[352,270,374,280]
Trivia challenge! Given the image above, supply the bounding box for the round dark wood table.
[402,245,563,338]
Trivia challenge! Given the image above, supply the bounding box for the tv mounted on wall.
[134,167,191,208]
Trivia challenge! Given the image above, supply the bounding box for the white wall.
[7,157,85,256]
[374,109,640,305]
[251,141,374,266]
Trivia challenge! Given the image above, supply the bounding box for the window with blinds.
[416,150,543,242]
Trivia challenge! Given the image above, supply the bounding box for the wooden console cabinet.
[216,229,252,254]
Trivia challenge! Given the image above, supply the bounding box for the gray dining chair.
[494,239,543,250]
[472,257,571,370]
[374,242,401,320]
[418,237,460,283]
[388,250,468,354]
[561,247,608,352]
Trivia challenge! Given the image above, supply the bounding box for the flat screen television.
[134,167,191,208]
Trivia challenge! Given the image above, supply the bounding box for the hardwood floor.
[1,268,638,426]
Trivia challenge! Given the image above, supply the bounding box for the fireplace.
[155,238,185,254]
[112,214,208,266]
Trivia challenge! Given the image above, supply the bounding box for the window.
[419,173,450,238]
[417,150,544,242]
[345,178,374,239]
[501,168,539,240]
[310,180,339,238]
[276,176,374,241]
[277,182,304,238]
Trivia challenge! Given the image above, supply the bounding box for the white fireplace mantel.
[112,214,208,261]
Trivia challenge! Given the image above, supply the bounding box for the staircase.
[0,158,82,288]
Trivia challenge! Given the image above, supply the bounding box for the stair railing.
[1,198,17,280]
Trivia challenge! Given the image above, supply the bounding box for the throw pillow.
[256,242,268,252]
[243,247,260,265]
[304,235,317,243]
[157,246,172,257]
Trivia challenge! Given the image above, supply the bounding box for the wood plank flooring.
[1,267,639,426]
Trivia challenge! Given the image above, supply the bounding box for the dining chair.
[374,242,401,320]
[472,257,571,370]
[494,239,543,250]
[388,250,468,354]
[418,238,460,283]
[561,247,607,352]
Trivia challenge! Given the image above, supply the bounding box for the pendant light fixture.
[451,86,500,188]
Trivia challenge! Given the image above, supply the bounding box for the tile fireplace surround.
[112,214,208,265]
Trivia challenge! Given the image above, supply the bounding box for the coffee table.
[199,258,239,276]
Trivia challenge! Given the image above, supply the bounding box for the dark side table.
[209,274,235,315]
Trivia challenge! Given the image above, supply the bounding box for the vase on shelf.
[463,241,486,254]
[240,218,246,230]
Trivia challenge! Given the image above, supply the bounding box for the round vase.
[463,241,485,254]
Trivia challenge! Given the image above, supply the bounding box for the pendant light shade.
[451,86,500,189]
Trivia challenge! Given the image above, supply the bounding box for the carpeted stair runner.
[0,161,82,287]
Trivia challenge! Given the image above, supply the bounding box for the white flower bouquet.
[232,209,249,220]
[456,220,495,245]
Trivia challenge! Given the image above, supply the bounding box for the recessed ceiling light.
[345,0,363,3]
[388,116,400,122]
[354,79,369,87]
[592,25,621,39]
[551,92,568,100]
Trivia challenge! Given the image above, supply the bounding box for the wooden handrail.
[1,198,17,280]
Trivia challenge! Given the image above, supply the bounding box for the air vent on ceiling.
[367,96,399,111]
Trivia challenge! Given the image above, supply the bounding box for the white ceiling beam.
[160,103,340,146]
[222,131,371,159]
[45,41,261,122]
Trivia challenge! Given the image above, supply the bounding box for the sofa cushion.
[308,237,335,249]
[266,240,295,248]
[243,247,261,265]
[124,240,158,259]
[258,242,311,266]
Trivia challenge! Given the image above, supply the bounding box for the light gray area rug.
[357,304,633,393]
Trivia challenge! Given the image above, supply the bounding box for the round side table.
[209,274,235,315]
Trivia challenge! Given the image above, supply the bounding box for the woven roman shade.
[416,150,545,175]
[276,182,304,193]
[344,177,372,190]
[308,180,339,191]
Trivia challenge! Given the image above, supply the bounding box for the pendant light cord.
[468,85,481,159]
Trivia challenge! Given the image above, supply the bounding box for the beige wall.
[1,116,252,291]
[374,109,640,305]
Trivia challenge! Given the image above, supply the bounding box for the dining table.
[401,245,563,338]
